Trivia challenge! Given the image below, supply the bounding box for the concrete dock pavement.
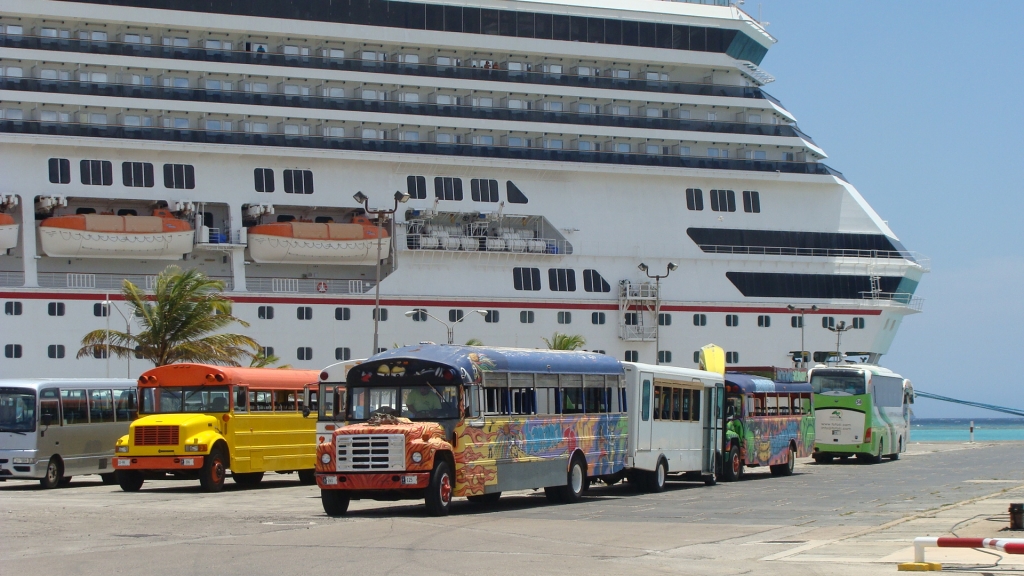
[1,441,1021,576]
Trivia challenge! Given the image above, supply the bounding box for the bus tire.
[467,492,502,504]
[321,489,350,516]
[39,457,62,489]
[297,469,316,485]
[888,438,902,460]
[645,458,668,493]
[424,460,453,516]
[58,476,73,487]
[199,446,227,492]
[721,444,742,482]
[117,470,145,492]
[99,473,117,485]
[558,455,587,504]
[232,472,264,487]
[771,445,796,477]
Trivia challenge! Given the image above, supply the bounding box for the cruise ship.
[0,0,926,377]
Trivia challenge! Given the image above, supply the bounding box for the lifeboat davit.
[247,215,389,265]
[0,213,18,251]
[38,209,193,259]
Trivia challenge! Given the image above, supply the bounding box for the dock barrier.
[898,537,1024,571]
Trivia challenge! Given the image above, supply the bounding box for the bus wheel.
[321,489,350,516]
[199,447,227,492]
[57,476,73,487]
[556,456,587,504]
[645,459,668,493]
[771,446,795,477]
[424,460,453,516]
[467,492,502,504]
[888,439,902,461]
[232,472,264,487]
[297,469,316,485]
[99,473,117,485]
[721,444,742,482]
[39,457,62,489]
[117,470,144,492]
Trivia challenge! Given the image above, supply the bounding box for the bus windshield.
[348,385,459,420]
[0,388,35,433]
[317,383,346,422]
[811,374,866,396]
[140,386,230,414]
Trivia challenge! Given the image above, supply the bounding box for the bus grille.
[335,434,405,472]
[134,425,179,446]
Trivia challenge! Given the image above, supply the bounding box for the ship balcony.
[619,282,659,300]
[194,227,246,250]
[619,325,658,342]
[30,272,234,291]
[695,245,931,272]
[857,292,925,313]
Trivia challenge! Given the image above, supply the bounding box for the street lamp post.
[826,320,853,366]
[404,309,487,344]
[104,298,132,377]
[638,262,678,365]
[353,190,411,354]
[786,304,819,365]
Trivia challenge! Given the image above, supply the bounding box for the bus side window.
[39,388,60,425]
[113,388,137,421]
[90,389,114,423]
[691,388,700,422]
[674,388,684,421]
[234,387,248,413]
[778,393,790,416]
[641,380,651,421]
[60,389,89,425]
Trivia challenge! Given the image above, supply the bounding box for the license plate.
[117,458,131,467]
[181,458,195,466]
[322,475,338,485]
[402,475,418,485]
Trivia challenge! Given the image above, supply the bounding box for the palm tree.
[542,332,586,351]
[78,266,260,366]
[464,338,484,346]
[249,348,291,369]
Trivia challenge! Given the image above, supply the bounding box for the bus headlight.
[320,453,331,464]
[411,452,423,464]
[12,457,35,464]
[184,444,207,453]
[116,446,129,453]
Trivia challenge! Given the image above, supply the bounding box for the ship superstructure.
[0,0,926,376]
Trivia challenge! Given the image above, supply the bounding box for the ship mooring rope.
[915,390,1024,418]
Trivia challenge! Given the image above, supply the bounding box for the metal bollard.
[1011,503,1024,530]
[970,420,974,443]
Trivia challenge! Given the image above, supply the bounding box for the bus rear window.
[811,375,865,396]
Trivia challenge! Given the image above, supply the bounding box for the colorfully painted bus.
[720,374,814,480]
[810,365,913,463]
[113,364,321,492]
[1,379,136,488]
[314,345,724,516]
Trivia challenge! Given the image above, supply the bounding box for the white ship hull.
[247,234,390,265]
[38,228,194,260]
[0,224,17,251]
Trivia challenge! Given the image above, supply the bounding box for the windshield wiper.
[0,428,28,435]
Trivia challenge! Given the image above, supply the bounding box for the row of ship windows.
[686,189,762,213]
[512,268,611,292]
[407,176,529,203]
[3,302,868,332]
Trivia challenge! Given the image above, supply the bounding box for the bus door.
[37,388,61,456]
[702,383,722,475]
[637,373,653,451]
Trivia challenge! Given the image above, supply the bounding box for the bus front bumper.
[317,472,429,491]
[113,455,204,471]
[0,450,43,480]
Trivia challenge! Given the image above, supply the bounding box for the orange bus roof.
[138,363,320,390]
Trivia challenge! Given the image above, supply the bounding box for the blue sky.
[755,1,1024,418]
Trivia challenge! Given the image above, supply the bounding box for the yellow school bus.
[113,363,320,492]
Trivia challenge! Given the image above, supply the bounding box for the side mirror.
[41,414,53,427]
[302,406,311,418]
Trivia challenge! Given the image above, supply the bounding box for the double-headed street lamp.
[826,320,853,366]
[404,309,487,345]
[638,262,678,365]
[353,190,410,354]
[102,296,132,378]
[786,304,818,365]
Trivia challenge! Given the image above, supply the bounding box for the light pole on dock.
[638,262,678,365]
[787,304,818,365]
[353,190,410,355]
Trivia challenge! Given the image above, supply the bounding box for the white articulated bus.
[622,363,724,489]
[0,379,136,488]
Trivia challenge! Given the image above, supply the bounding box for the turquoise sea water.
[910,418,1024,442]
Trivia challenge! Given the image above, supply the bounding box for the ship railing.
[0,271,24,287]
[618,325,658,342]
[246,277,373,295]
[402,234,573,256]
[619,282,659,300]
[697,245,931,271]
[858,292,925,312]
[195,227,246,248]
[0,33,773,102]
[36,272,234,292]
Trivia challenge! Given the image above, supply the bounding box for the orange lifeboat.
[38,209,194,259]
[247,214,389,265]
[0,213,17,251]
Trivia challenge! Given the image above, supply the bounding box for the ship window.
[548,269,576,292]
[506,181,528,204]
[557,311,571,324]
[624,350,638,362]
[658,351,672,364]
[582,269,611,293]
[335,307,351,321]
[693,313,707,326]
[726,351,739,364]
[710,190,736,212]
[726,314,739,327]
[853,317,865,329]
[254,168,275,193]
[686,188,703,211]
[471,179,499,202]
[484,310,499,323]
[448,309,464,322]
[433,177,463,201]
[297,306,312,320]
[592,312,606,325]
[743,190,761,213]
[758,315,771,327]
[372,308,388,321]
[5,301,22,315]
[47,302,65,316]
[5,344,22,359]
[297,347,313,361]
[122,162,154,188]
[693,351,701,364]
[257,305,274,320]
[93,348,107,359]
[409,309,427,322]
[822,316,835,329]
[47,344,65,359]
[791,316,803,328]
[92,303,109,317]
[80,160,113,186]
[163,164,195,189]
[335,347,352,361]
[406,175,427,199]
[659,313,671,326]
[520,311,534,323]
[513,267,541,291]
[283,169,313,194]
[48,158,71,184]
